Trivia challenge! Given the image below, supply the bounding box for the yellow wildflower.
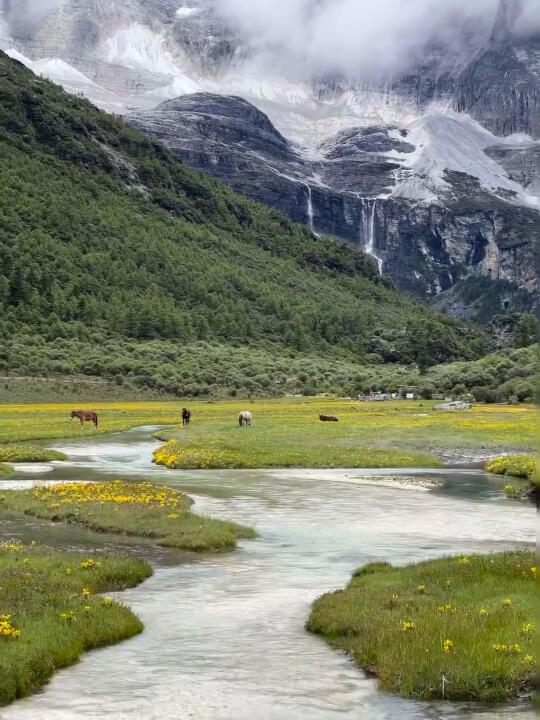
[443,639,454,654]
[401,620,415,632]
[80,558,102,570]
[0,615,20,639]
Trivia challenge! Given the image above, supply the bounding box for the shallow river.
[0,427,535,720]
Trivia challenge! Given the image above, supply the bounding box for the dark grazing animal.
[239,411,253,427]
[71,410,98,428]
[319,415,339,423]
[182,408,191,426]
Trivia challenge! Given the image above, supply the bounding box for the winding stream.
[0,427,535,720]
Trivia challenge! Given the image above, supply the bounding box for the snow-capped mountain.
[2,0,538,319]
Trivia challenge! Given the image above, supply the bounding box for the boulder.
[434,401,472,411]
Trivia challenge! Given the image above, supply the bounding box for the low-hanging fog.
[217,0,538,80]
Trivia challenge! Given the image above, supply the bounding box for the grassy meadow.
[307,551,536,702]
[152,399,537,469]
[0,481,256,552]
[0,540,151,706]
[0,399,535,469]
[0,402,182,444]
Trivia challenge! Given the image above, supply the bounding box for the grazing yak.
[319,415,339,422]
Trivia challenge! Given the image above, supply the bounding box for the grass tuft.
[485,455,537,481]
[0,540,151,706]
[0,446,67,463]
[307,551,536,702]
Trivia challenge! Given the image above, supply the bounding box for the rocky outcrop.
[453,1,540,139]
[131,92,539,316]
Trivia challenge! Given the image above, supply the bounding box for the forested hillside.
[0,51,499,396]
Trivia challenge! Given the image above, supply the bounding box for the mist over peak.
[217,0,536,81]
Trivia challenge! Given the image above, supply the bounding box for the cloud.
[4,0,61,35]
[513,1,540,36]
[217,0,534,81]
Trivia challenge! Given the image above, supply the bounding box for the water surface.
[0,427,535,720]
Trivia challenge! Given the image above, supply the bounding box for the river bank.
[308,551,536,702]
[0,480,255,552]
[0,541,151,706]
[0,427,535,719]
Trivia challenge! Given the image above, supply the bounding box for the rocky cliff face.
[2,0,538,320]
[131,93,539,313]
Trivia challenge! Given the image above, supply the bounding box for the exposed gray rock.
[434,401,472,411]
[131,93,539,314]
[453,1,540,138]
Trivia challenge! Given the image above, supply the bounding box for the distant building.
[398,385,419,400]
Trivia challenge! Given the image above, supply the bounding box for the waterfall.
[305,184,316,235]
[360,198,383,274]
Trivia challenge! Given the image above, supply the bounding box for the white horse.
[239,411,252,427]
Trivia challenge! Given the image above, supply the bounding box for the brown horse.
[182,408,191,426]
[71,410,98,428]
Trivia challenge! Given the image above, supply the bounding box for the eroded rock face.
[131,93,539,316]
[453,0,540,139]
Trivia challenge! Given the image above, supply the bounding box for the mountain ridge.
[0,50,487,369]
[2,0,536,320]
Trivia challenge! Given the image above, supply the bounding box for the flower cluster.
[486,455,536,480]
[0,540,23,553]
[154,441,256,470]
[401,620,415,632]
[443,639,454,654]
[0,614,20,639]
[492,643,522,655]
[0,445,66,463]
[437,604,453,614]
[33,480,186,513]
[80,559,101,570]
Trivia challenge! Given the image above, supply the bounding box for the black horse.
[319,415,339,422]
[182,408,191,426]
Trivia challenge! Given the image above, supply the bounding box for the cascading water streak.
[305,184,316,235]
[361,198,384,273]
